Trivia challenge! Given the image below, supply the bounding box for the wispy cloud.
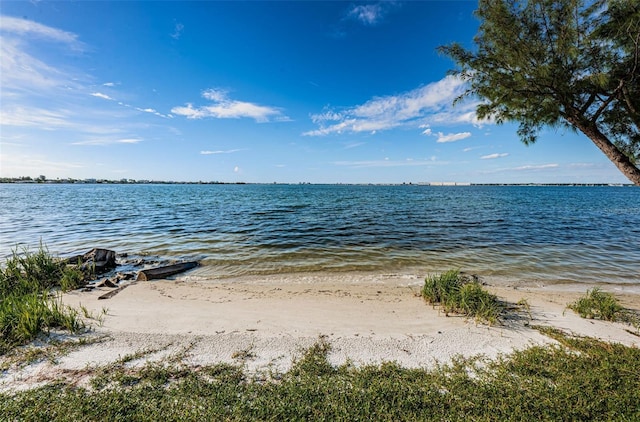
[346,2,398,26]
[481,152,509,159]
[91,91,170,118]
[1,107,75,130]
[436,131,471,143]
[0,18,85,95]
[304,75,480,136]
[200,149,244,155]
[91,92,114,100]
[344,141,366,149]
[0,15,84,50]
[171,22,184,40]
[172,88,288,123]
[72,138,143,146]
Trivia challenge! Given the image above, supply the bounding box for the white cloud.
[305,75,480,136]
[200,149,244,155]
[0,16,83,50]
[0,16,87,97]
[91,92,171,118]
[348,4,384,25]
[436,131,471,143]
[172,89,287,123]
[72,138,143,146]
[346,2,398,26]
[481,152,509,159]
[91,92,114,100]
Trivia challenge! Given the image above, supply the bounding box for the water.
[1,184,639,285]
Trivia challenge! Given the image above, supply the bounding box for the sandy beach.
[2,272,639,392]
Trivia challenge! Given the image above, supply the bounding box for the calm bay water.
[1,183,639,285]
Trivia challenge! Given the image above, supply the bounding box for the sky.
[0,1,630,184]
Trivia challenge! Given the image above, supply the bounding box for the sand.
[2,271,639,392]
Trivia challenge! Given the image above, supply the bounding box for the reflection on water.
[1,184,638,285]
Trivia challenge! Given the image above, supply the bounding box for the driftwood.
[136,261,199,281]
[98,284,129,300]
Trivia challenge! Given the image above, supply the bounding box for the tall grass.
[422,269,503,325]
[568,288,640,330]
[1,246,85,354]
[568,288,623,321]
[1,330,639,420]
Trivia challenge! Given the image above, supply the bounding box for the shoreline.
[2,272,639,392]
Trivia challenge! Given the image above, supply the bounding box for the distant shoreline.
[0,178,634,187]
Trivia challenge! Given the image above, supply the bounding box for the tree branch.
[591,79,625,122]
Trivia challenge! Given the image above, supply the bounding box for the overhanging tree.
[439,0,640,185]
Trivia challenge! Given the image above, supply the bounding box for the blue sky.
[0,1,629,184]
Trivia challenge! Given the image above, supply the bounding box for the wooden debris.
[136,261,199,281]
[98,284,130,300]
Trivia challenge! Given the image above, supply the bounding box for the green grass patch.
[567,288,640,332]
[422,269,503,325]
[1,330,639,421]
[1,246,87,354]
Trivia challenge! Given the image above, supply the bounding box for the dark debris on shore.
[64,248,199,298]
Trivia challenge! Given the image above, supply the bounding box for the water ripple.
[1,184,639,285]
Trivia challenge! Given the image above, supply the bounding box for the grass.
[568,288,640,331]
[422,269,503,325]
[1,246,87,354]
[1,329,639,421]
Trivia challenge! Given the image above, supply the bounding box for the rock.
[82,248,117,274]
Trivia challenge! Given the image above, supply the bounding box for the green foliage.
[568,288,640,330]
[60,266,85,292]
[568,288,623,321]
[440,0,640,184]
[2,332,640,421]
[0,246,86,354]
[422,270,503,325]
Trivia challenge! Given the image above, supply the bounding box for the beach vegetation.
[1,329,639,420]
[568,288,640,330]
[440,0,640,185]
[422,269,503,325]
[0,246,86,354]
